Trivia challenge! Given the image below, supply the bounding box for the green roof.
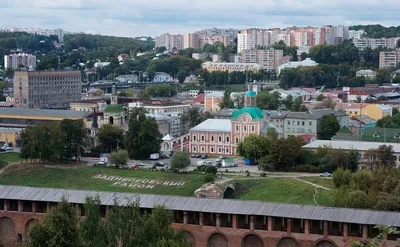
[336,126,353,135]
[232,107,264,120]
[245,91,256,97]
[104,104,124,113]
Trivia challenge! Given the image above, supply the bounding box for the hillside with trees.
[350,24,400,38]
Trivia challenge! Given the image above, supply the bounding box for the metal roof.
[303,140,400,153]
[0,108,90,119]
[190,119,232,132]
[0,185,399,226]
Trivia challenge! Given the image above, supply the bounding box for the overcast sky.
[1,0,400,37]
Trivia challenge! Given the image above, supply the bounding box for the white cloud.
[0,0,399,37]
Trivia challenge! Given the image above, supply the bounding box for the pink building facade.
[189,90,269,156]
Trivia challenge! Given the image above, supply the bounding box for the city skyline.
[1,0,400,37]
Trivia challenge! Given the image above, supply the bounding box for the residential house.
[283,109,349,139]
[303,140,400,168]
[356,69,376,79]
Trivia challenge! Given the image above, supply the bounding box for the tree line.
[350,24,400,38]
[20,120,86,163]
[26,197,190,247]
[238,128,355,173]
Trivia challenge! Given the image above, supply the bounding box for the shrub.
[294,164,323,173]
[260,172,266,177]
[332,168,352,188]
[224,169,229,173]
[205,166,217,175]
[203,174,215,183]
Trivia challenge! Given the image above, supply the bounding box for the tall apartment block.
[155,33,184,50]
[4,53,36,69]
[184,33,201,49]
[241,49,283,71]
[237,29,272,53]
[14,71,82,108]
[379,50,400,69]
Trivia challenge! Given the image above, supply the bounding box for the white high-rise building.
[4,53,36,69]
[237,29,271,53]
[349,30,366,39]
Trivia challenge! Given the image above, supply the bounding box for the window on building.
[309,122,312,126]
[226,148,229,154]
[288,121,290,125]
[219,136,222,142]
[211,147,214,153]
[292,121,295,125]
[302,121,305,126]
[251,125,255,132]
[192,146,196,152]
[236,125,239,131]
[355,111,358,115]
[297,121,300,125]
[226,136,230,142]
[236,137,239,143]
[211,136,214,142]
[201,135,205,142]
[244,126,247,131]
[201,147,205,153]
[218,148,222,153]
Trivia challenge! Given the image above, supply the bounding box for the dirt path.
[294,177,331,191]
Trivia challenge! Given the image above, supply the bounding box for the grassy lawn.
[0,165,204,197]
[300,177,335,189]
[0,152,21,169]
[226,178,335,206]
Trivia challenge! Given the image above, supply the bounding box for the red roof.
[300,134,317,142]
[194,93,205,104]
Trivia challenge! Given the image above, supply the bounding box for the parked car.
[132,161,145,166]
[0,147,5,152]
[218,156,225,159]
[98,157,108,165]
[129,163,139,169]
[5,147,13,151]
[320,172,331,177]
[160,154,170,158]
[200,154,208,159]
[191,154,201,158]
[154,161,165,167]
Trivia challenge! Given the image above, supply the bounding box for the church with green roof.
[189,88,271,156]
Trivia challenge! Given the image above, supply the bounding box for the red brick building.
[0,185,399,247]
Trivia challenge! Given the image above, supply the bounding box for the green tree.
[237,135,270,162]
[330,149,349,170]
[256,91,281,110]
[316,94,325,101]
[170,151,191,170]
[80,197,105,247]
[264,136,305,171]
[375,69,391,85]
[60,119,87,161]
[97,124,124,152]
[348,149,359,172]
[28,199,82,247]
[219,89,234,109]
[283,94,294,110]
[125,108,162,159]
[332,168,352,188]
[317,114,340,140]
[110,149,129,168]
[176,70,188,83]
[393,107,399,115]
